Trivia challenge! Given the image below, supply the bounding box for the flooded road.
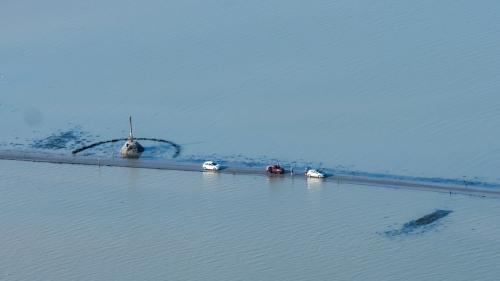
[2,150,500,198]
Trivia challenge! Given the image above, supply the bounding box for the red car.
[266,164,284,174]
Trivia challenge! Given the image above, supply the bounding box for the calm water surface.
[1,160,499,281]
[2,1,500,280]
[1,1,500,182]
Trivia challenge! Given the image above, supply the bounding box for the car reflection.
[307,177,324,191]
[202,170,220,185]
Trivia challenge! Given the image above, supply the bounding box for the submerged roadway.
[1,149,499,198]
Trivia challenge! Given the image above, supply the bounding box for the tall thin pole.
[129,116,134,140]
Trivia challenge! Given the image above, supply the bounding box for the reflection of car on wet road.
[306,169,325,178]
[202,161,220,171]
[266,164,284,174]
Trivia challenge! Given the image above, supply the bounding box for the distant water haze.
[1,1,500,180]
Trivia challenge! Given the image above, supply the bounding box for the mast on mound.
[120,116,145,158]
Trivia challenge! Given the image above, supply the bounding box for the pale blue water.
[1,1,500,280]
[2,0,500,182]
[1,160,500,281]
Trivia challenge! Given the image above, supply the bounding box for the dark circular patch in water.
[72,138,181,158]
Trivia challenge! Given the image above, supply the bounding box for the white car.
[202,161,220,171]
[306,169,325,178]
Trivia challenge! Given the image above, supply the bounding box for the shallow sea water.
[1,0,500,182]
[1,1,500,280]
[1,160,500,281]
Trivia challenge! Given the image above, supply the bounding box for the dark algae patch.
[31,128,93,150]
[385,210,452,237]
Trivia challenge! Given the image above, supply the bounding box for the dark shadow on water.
[413,210,452,226]
[385,210,452,237]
